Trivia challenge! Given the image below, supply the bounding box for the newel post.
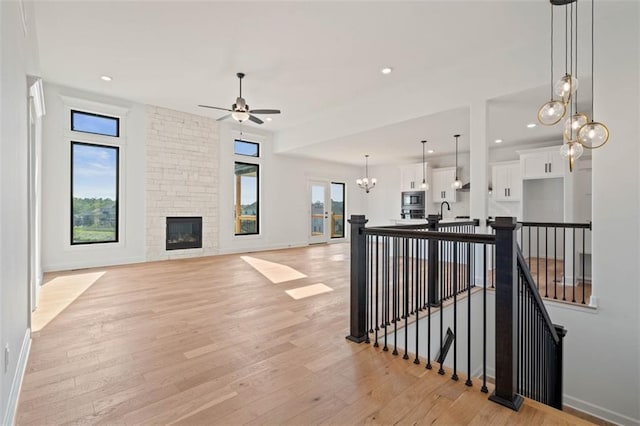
[346,215,368,343]
[427,214,440,306]
[489,216,523,411]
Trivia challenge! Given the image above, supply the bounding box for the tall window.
[235,162,259,235]
[71,142,119,244]
[331,182,345,238]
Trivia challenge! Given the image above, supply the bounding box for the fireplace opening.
[166,217,202,250]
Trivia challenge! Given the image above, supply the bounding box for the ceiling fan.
[198,72,281,125]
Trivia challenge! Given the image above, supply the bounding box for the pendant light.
[538,3,566,125]
[356,154,377,193]
[451,134,463,189]
[577,0,609,149]
[420,140,429,190]
[555,3,579,105]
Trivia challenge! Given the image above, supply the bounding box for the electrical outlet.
[4,344,9,373]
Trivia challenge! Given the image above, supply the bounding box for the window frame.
[330,181,346,239]
[71,109,120,138]
[234,139,260,157]
[70,141,120,245]
[234,161,260,236]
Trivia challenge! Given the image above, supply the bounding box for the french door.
[309,180,345,244]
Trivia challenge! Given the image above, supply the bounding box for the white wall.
[567,2,640,423]
[40,83,147,271]
[218,123,366,253]
[0,1,40,423]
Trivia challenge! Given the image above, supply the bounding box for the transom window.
[71,109,119,137]
[234,140,259,157]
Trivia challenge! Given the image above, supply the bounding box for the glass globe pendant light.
[564,112,588,140]
[538,4,566,125]
[420,140,429,190]
[451,134,463,189]
[560,140,584,172]
[577,0,609,149]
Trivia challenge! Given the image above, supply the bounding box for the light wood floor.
[18,243,593,425]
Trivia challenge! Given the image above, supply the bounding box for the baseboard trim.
[563,395,640,426]
[42,255,146,272]
[3,328,31,426]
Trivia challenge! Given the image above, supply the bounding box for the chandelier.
[537,0,609,172]
[356,155,377,193]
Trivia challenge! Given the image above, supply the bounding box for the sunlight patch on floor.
[240,256,307,284]
[32,271,105,332]
[285,283,333,300]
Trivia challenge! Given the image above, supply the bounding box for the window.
[234,140,259,157]
[71,142,119,244]
[331,182,345,238]
[235,162,259,235]
[71,110,119,137]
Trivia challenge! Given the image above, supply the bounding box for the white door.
[309,181,330,244]
[309,181,346,244]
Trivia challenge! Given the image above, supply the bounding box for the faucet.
[439,201,450,220]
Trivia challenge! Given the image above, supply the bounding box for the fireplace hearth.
[166,217,202,250]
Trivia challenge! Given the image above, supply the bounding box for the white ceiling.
[32,1,598,166]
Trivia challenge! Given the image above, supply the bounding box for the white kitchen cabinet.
[519,146,565,179]
[400,163,429,192]
[491,161,521,201]
[431,167,457,203]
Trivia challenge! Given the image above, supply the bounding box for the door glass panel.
[311,185,325,236]
[331,183,345,238]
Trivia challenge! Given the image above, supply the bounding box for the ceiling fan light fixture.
[231,111,250,122]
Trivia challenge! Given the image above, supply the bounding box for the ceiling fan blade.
[216,114,232,122]
[198,105,233,112]
[248,114,264,125]
[248,109,281,114]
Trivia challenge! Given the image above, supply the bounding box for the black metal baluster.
[403,239,409,359]
[491,242,495,288]
[452,241,458,381]
[438,240,445,375]
[383,237,389,352]
[562,231,566,301]
[481,244,488,392]
[554,228,558,299]
[426,237,432,370]
[582,228,586,304]
[528,226,532,270]
[517,269,521,394]
[374,235,380,347]
[536,226,540,290]
[572,228,576,303]
[466,242,472,387]
[414,238,420,364]
[393,238,399,356]
[544,227,548,297]
[365,235,370,344]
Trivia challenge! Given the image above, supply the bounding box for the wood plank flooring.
[18,243,593,425]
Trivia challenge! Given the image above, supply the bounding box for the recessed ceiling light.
[100,75,112,82]
[427,149,434,154]
[495,139,503,144]
[527,123,537,128]
[381,67,393,75]
[265,117,272,122]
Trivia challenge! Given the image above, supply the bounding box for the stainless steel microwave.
[401,191,425,208]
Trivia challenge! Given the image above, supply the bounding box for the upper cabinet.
[400,163,428,192]
[519,146,564,179]
[491,161,521,201]
[431,167,457,203]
